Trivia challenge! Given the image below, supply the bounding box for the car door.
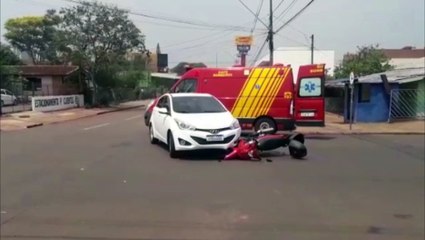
[157,95,172,139]
[294,64,326,126]
[1,89,11,105]
[5,90,15,105]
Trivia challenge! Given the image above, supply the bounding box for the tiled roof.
[3,65,79,76]
[382,49,425,59]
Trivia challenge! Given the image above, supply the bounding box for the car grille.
[191,135,235,145]
[195,127,231,134]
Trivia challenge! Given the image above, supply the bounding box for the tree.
[57,0,146,104]
[4,14,61,64]
[0,43,22,65]
[334,44,393,79]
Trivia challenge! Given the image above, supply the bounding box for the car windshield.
[172,96,226,114]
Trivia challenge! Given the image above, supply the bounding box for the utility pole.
[268,0,274,66]
[310,34,314,64]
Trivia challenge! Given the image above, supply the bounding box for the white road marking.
[83,123,110,130]
[125,115,142,121]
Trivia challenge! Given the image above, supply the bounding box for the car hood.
[173,112,236,129]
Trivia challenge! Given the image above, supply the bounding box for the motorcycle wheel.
[288,140,307,159]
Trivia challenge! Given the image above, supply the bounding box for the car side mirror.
[158,107,169,115]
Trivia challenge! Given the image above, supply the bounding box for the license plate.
[206,135,224,142]
[300,112,315,117]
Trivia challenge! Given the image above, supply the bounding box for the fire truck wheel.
[254,117,277,133]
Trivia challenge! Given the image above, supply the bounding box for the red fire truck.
[144,64,325,132]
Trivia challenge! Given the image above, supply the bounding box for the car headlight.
[175,119,196,131]
[230,119,240,129]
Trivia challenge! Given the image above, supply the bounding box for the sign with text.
[235,36,253,46]
[32,95,84,112]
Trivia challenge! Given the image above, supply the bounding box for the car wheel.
[254,117,277,133]
[168,132,179,158]
[149,124,158,144]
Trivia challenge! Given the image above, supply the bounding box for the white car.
[1,88,17,106]
[149,93,242,158]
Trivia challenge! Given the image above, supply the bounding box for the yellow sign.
[235,36,253,46]
[213,70,233,77]
[284,91,292,99]
[310,69,324,73]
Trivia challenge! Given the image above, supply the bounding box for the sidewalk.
[0,100,150,131]
[297,112,425,135]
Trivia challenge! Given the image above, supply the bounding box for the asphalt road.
[1,108,424,240]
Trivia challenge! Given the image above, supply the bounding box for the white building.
[255,47,335,80]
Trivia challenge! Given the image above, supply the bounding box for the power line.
[250,0,264,34]
[273,0,286,13]
[237,0,268,28]
[59,0,252,31]
[275,0,315,33]
[274,0,298,21]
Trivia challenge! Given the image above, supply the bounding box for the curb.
[26,123,43,129]
[96,104,145,115]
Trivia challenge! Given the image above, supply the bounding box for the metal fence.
[389,89,425,122]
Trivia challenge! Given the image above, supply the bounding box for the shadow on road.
[156,142,302,161]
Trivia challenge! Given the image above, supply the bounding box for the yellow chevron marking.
[261,68,290,115]
[247,68,277,117]
[239,68,271,117]
[232,68,262,117]
[252,68,280,117]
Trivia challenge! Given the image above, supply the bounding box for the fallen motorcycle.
[223,128,307,161]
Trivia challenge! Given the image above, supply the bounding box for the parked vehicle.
[149,93,242,158]
[0,88,18,106]
[223,128,307,161]
[144,64,326,132]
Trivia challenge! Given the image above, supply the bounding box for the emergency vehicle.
[144,64,325,132]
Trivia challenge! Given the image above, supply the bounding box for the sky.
[1,0,424,67]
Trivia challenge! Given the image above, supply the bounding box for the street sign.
[349,72,355,85]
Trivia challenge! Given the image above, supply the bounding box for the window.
[174,79,197,93]
[172,96,226,114]
[358,83,371,103]
[0,90,5,95]
[299,77,322,97]
[157,96,168,108]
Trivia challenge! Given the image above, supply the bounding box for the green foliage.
[0,43,22,65]
[0,44,23,89]
[4,14,61,64]
[334,44,393,79]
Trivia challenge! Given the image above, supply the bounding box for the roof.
[382,48,425,59]
[151,72,180,80]
[358,67,424,84]
[326,67,425,87]
[3,65,79,76]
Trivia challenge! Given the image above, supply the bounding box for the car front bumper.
[172,128,242,151]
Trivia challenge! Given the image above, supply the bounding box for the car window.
[157,95,170,109]
[1,90,5,95]
[174,79,197,93]
[299,77,322,97]
[172,96,226,113]
[6,90,13,95]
